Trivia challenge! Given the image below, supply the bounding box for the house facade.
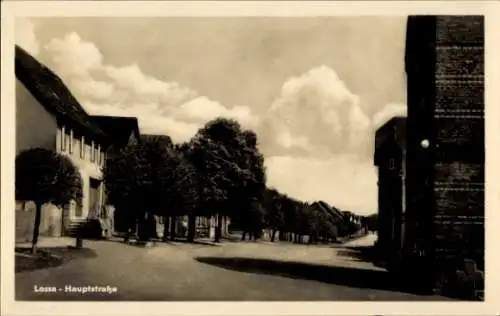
[15,45,137,241]
[374,116,406,267]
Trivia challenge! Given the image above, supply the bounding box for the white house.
[15,45,138,241]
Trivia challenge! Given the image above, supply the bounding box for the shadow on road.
[15,246,97,274]
[336,246,387,269]
[194,256,441,297]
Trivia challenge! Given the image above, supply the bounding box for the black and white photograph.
[2,1,499,315]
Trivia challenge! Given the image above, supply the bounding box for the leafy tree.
[187,134,232,242]
[104,141,143,242]
[229,130,267,240]
[166,154,199,242]
[263,188,285,242]
[172,142,199,242]
[105,135,184,243]
[15,148,82,253]
[188,118,266,242]
[136,135,178,242]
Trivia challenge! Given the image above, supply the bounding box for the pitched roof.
[15,45,108,141]
[91,115,141,147]
[316,201,344,220]
[375,116,406,151]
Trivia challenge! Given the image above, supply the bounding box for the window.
[91,141,95,162]
[74,137,80,157]
[64,133,70,153]
[96,145,101,164]
[80,136,85,159]
[86,143,92,161]
[61,126,66,151]
[69,130,73,154]
[100,151,105,166]
[75,202,83,217]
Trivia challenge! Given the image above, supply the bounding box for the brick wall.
[405,16,484,297]
[433,15,485,267]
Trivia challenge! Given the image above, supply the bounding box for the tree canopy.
[16,148,83,253]
[16,148,82,206]
[101,116,364,244]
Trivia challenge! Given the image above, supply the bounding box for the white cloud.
[38,28,406,215]
[44,32,104,78]
[176,97,258,128]
[83,102,200,143]
[259,65,371,157]
[43,31,257,143]
[372,103,407,130]
[104,64,190,99]
[70,77,115,101]
[15,18,40,56]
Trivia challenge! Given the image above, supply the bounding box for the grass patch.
[15,246,97,273]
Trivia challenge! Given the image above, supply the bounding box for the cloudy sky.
[15,16,408,215]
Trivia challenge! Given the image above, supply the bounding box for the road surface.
[15,233,449,301]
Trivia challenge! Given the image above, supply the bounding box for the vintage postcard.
[1,1,500,315]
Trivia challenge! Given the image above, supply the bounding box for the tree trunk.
[137,212,150,242]
[221,216,226,237]
[170,216,176,241]
[31,202,42,254]
[150,214,158,239]
[187,214,196,243]
[137,216,145,242]
[162,216,169,242]
[253,230,259,241]
[271,229,277,242]
[241,231,247,241]
[214,214,222,243]
[75,216,83,249]
[123,215,131,243]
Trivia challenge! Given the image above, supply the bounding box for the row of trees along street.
[15,117,370,253]
[104,117,267,243]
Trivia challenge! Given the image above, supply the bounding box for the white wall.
[56,126,106,220]
[16,79,57,155]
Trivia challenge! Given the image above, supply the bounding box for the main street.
[15,234,449,301]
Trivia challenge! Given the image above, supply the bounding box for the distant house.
[311,201,343,239]
[317,201,344,221]
[374,116,406,259]
[91,115,141,152]
[14,45,139,241]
